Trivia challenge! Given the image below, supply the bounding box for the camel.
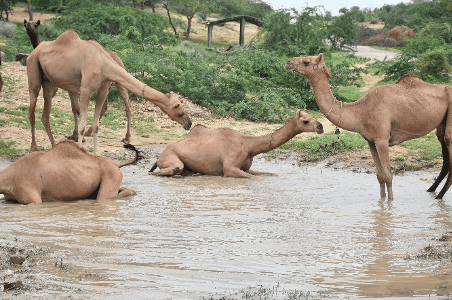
[285,53,452,200]
[0,140,139,205]
[149,109,323,177]
[27,29,192,154]
[20,20,133,143]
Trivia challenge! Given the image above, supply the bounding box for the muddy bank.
[1,152,452,299]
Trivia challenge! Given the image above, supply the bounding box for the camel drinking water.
[150,109,323,177]
[26,29,192,154]
[286,53,452,200]
[0,140,139,205]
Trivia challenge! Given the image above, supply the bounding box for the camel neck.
[27,32,41,49]
[248,119,299,156]
[309,76,359,133]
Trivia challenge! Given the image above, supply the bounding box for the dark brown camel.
[0,140,139,205]
[286,53,452,200]
[150,109,323,177]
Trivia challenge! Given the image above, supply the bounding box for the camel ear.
[37,20,41,26]
[317,53,323,63]
[23,19,27,26]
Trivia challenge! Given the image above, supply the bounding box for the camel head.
[295,109,323,134]
[24,19,40,34]
[285,53,332,80]
[165,98,192,130]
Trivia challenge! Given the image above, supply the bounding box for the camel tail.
[117,144,142,168]
[149,162,158,173]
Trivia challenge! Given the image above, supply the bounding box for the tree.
[326,11,359,49]
[168,0,213,38]
[0,0,18,20]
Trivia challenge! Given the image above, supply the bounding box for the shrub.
[0,21,16,37]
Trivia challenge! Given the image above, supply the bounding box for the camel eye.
[303,61,310,66]
[174,104,180,109]
[303,120,309,124]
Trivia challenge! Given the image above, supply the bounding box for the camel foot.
[118,187,137,198]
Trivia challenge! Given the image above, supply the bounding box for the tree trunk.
[27,0,33,21]
[185,12,195,38]
[164,3,178,36]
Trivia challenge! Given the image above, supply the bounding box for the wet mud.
[1,154,452,299]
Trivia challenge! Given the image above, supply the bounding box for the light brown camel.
[150,109,323,177]
[0,140,139,205]
[20,20,133,143]
[285,53,452,200]
[27,29,192,154]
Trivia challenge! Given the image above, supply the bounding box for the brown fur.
[0,140,139,205]
[27,30,192,155]
[21,21,133,144]
[286,54,452,200]
[150,109,323,177]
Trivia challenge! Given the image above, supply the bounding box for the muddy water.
[1,157,452,299]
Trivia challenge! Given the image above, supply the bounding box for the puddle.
[1,157,452,299]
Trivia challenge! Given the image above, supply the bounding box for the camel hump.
[54,29,81,45]
[396,73,427,87]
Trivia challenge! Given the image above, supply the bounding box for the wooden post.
[239,16,245,47]
[207,24,213,48]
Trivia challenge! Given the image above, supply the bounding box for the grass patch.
[399,131,441,161]
[132,116,160,137]
[281,132,368,160]
[0,139,19,160]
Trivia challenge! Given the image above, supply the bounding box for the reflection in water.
[1,157,452,298]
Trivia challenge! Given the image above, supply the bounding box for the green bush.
[375,22,452,82]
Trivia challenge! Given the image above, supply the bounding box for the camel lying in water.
[0,140,139,205]
[150,109,323,177]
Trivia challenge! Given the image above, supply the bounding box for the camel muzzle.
[316,123,324,134]
[285,64,294,71]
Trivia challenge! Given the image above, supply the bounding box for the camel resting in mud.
[0,140,139,205]
[150,109,323,177]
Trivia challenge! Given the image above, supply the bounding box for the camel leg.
[368,141,393,200]
[151,160,185,176]
[85,84,111,137]
[223,165,253,178]
[374,140,393,200]
[68,92,81,141]
[117,83,132,143]
[96,170,123,200]
[437,130,452,199]
[368,141,386,199]
[91,84,111,155]
[27,56,42,152]
[28,87,40,152]
[15,187,42,205]
[428,124,449,192]
[40,80,59,147]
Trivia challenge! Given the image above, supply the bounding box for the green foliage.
[376,0,452,30]
[375,22,452,82]
[260,7,329,56]
[51,2,178,45]
[326,12,359,50]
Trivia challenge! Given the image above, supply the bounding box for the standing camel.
[285,53,452,200]
[21,20,133,143]
[150,109,323,177]
[27,29,192,154]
